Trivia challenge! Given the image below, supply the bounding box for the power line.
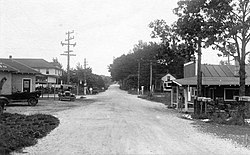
[61,30,76,84]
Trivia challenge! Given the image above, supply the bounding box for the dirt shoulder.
[191,120,250,149]
[5,97,96,115]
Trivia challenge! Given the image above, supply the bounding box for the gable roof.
[13,59,57,69]
[173,64,250,86]
[161,73,176,81]
[0,62,18,72]
[0,59,39,74]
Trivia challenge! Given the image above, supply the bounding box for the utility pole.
[83,58,88,95]
[149,60,153,96]
[137,61,140,95]
[61,30,76,85]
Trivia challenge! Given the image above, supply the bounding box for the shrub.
[0,113,60,154]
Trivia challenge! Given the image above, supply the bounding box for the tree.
[174,0,219,97]
[174,0,250,122]
[51,57,63,69]
[206,0,250,97]
[149,19,196,79]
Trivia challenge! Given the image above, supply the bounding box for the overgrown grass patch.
[193,121,250,148]
[0,113,59,154]
[138,94,168,104]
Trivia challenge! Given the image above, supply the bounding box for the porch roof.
[172,76,249,86]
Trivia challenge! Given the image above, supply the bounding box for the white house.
[161,73,176,91]
[13,58,63,86]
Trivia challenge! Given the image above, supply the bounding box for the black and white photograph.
[1,0,250,154]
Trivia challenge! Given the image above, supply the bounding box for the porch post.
[184,87,188,112]
[176,86,179,109]
[170,89,173,106]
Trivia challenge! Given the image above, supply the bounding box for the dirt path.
[13,84,250,155]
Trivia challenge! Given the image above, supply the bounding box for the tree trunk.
[238,58,246,125]
[239,59,246,96]
[197,38,202,97]
[195,38,202,115]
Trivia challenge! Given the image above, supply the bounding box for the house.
[13,58,63,87]
[0,58,39,94]
[161,73,176,92]
[171,61,250,112]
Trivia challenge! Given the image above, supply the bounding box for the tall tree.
[173,0,233,97]
[206,0,250,97]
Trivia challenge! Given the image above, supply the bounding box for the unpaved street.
[14,84,250,155]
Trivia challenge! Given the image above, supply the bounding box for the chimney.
[9,55,12,59]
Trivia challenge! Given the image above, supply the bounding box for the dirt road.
[13,84,250,155]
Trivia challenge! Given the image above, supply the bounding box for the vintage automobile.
[58,91,76,101]
[0,91,41,106]
[0,96,8,114]
[92,87,100,94]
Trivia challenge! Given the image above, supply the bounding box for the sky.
[0,0,223,76]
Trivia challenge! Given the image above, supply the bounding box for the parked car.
[92,87,100,94]
[58,91,76,101]
[0,96,8,114]
[0,91,41,110]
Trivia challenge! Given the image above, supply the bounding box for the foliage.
[59,62,108,91]
[176,0,250,123]
[51,57,63,69]
[204,0,250,96]
[149,19,195,63]
[0,113,59,154]
[109,41,184,91]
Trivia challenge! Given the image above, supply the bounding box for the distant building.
[13,58,63,86]
[161,73,176,92]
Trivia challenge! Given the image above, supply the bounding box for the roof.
[0,59,39,74]
[161,73,176,81]
[13,59,57,69]
[173,76,249,86]
[0,62,18,72]
[173,64,250,86]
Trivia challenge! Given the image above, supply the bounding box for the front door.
[23,79,31,92]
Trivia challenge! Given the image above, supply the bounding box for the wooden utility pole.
[61,30,76,84]
[137,61,140,95]
[150,60,153,95]
[83,58,88,95]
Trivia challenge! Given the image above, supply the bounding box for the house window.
[55,69,58,75]
[167,76,170,81]
[46,69,49,74]
[224,88,239,101]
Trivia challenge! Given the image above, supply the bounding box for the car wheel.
[28,98,38,106]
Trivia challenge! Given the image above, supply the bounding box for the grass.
[193,121,250,148]
[0,113,60,154]
[138,93,169,105]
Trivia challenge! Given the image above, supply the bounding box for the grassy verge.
[192,121,250,148]
[0,113,59,154]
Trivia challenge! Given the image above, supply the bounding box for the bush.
[191,113,209,119]
[0,113,60,154]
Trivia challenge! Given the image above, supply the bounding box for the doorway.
[23,79,31,92]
